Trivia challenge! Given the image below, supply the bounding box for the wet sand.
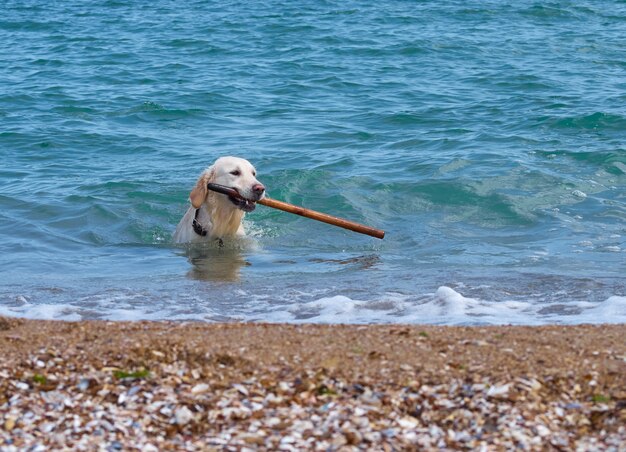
[1,318,624,450]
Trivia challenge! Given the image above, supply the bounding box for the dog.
[173,156,265,244]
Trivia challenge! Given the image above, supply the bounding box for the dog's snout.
[252,183,265,195]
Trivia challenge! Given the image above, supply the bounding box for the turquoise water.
[1,1,625,324]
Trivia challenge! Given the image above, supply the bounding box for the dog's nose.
[252,183,265,196]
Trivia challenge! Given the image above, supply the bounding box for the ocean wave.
[109,102,206,122]
[541,112,626,131]
[2,286,625,326]
[2,0,625,326]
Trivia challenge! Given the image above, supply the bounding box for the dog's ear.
[189,166,215,208]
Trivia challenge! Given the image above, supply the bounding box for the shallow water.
[1,1,625,324]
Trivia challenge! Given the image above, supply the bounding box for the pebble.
[191,383,210,395]
[0,323,623,450]
[174,406,193,426]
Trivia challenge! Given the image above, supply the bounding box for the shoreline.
[1,318,624,450]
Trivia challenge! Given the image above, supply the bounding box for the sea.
[1,1,625,325]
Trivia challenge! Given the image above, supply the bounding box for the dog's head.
[189,156,265,212]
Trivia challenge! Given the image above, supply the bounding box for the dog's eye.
[252,171,256,177]
[230,170,241,176]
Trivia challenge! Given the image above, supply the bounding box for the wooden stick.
[258,197,385,239]
[206,183,385,239]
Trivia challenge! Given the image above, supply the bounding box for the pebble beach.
[3,3,625,450]
[1,318,624,450]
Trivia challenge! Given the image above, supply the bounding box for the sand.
[0,318,624,450]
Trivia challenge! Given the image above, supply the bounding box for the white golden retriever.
[173,156,265,244]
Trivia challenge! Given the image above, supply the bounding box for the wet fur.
[173,157,264,243]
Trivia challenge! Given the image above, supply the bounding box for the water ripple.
[1,0,625,324]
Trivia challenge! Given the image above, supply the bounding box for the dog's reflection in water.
[182,241,251,282]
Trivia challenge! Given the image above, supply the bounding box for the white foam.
[0,302,82,321]
[260,286,626,326]
[2,286,625,326]
[435,286,471,317]
[289,295,358,322]
[586,295,626,319]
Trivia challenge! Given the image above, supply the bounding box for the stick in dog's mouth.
[228,194,256,212]
[206,182,385,239]
[205,183,257,212]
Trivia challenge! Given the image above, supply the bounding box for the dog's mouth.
[228,195,256,212]
[206,183,260,213]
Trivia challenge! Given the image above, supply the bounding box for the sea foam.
[2,286,625,326]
